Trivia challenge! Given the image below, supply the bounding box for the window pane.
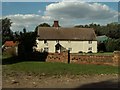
[88,47,92,50]
[88,41,92,44]
[44,47,49,52]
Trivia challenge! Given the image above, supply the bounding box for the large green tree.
[105,39,120,52]
[38,23,51,27]
[1,18,14,44]
[35,23,51,33]
[18,28,37,57]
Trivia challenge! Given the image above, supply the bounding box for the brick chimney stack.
[53,20,59,27]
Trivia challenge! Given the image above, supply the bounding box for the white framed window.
[88,47,92,51]
[44,47,49,52]
[44,40,48,46]
[56,40,59,43]
[88,41,92,44]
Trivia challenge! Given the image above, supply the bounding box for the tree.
[18,28,37,57]
[1,18,13,44]
[23,27,26,34]
[97,42,106,52]
[35,23,51,34]
[105,39,120,52]
[39,23,51,27]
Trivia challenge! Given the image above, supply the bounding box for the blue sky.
[2,2,52,16]
[2,1,119,32]
[2,2,118,16]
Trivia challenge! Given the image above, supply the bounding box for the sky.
[2,0,119,32]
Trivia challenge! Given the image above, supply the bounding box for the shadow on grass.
[2,51,48,65]
[75,79,119,89]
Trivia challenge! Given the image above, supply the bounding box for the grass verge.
[2,61,118,76]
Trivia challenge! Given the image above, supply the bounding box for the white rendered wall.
[36,39,97,53]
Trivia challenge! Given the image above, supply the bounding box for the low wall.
[46,51,120,66]
[112,51,120,66]
[46,52,68,63]
[70,54,113,65]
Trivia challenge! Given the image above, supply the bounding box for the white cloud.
[45,1,117,20]
[3,14,53,32]
[3,1,118,32]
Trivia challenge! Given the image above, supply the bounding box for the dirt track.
[2,72,119,88]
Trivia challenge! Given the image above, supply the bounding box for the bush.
[105,39,120,52]
[97,42,106,52]
[78,51,83,53]
[87,51,92,53]
[99,51,104,53]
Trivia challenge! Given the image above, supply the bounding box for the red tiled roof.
[4,41,17,47]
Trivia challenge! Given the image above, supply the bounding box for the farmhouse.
[35,21,97,53]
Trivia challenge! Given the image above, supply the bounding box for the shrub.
[99,51,104,53]
[78,51,83,53]
[87,51,92,53]
[105,39,120,52]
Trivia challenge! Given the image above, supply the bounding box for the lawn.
[3,61,118,76]
[2,52,118,76]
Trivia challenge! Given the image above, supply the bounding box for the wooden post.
[68,50,70,64]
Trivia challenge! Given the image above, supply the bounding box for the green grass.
[90,52,113,55]
[3,61,118,75]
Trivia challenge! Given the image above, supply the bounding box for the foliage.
[105,39,120,52]
[75,22,120,52]
[38,23,51,27]
[17,28,37,57]
[74,22,119,39]
[87,51,93,53]
[78,51,83,53]
[97,42,106,52]
[35,23,51,33]
[1,18,14,44]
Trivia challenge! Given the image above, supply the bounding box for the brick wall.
[112,51,120,66]
[46,51,120,66]
[70,54,113,65]
[46,51,68,63]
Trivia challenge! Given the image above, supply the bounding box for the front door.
[55,43,61,53]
